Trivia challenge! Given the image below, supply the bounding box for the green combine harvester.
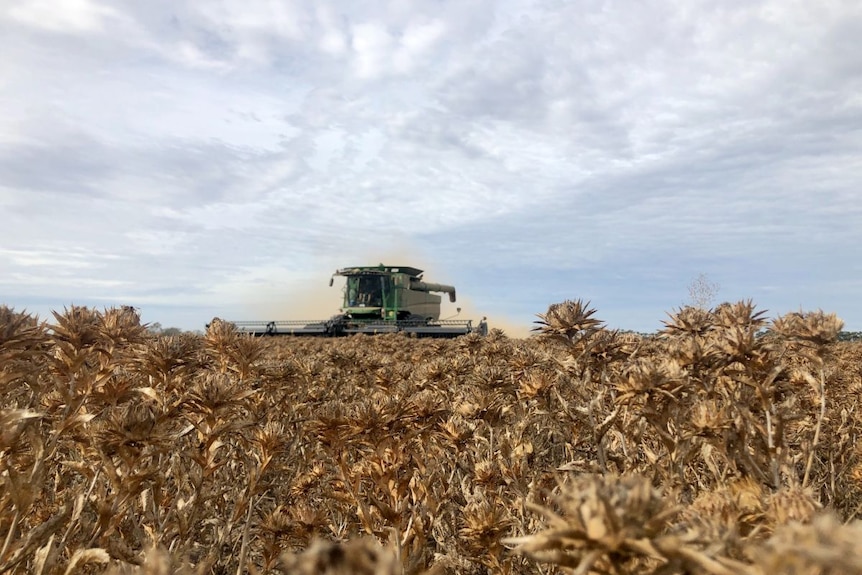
[231,265,488,337]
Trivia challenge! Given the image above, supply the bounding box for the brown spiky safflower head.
[0,306,48,392]
[0,305,40,332]
[459,496,514,557]
[280,538,400,575]
[517,370,555,401]
[408,388,447,422]
[582,329,635,368]
[308,401,353,448]
[260,505,295,537]
[533,299,603,345]
[99,305,147,345]
[506,474,678,572]
[95,402,162,462]
[727,477,765,519]
[437,414,476,449]
[507,344,545,375]
[754,514,862,574]
[771,310,844,346]
[0,408,43,473]
[705,301,769,365]
[662,306,713,337]
[689,399,732,437]
[662,328,724,368]
[0,306,45,357]
[228,333,269,380]
[764,485,821,527]
[204,317,241,371]
[614,357,687,405]
[261,503,327,541]
[135,332,204,389]
[682,477,766,539]
[454,387,505,423]
[50,305,102,349]
[290,462,328,498]
[186,372,256,421]
[712,300,768,329]
[473,459,501,487]
[711,326,767,368]
[457,331,486,354]
[252,420,288,471]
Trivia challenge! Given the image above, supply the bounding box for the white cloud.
[0,247,123,269]
[4,0,121,33]
[350,21,394,79]
[392,19,447,74]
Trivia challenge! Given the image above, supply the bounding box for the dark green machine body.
[231,265,487,337]
[338,265,455,321]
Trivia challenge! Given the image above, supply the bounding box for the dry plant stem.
[594,406,620,473]
[666,544,756,575]
[58,471,101,551]
[586,396,607,472]
[235,494,256,575]
[572,548,604,575]
[552,387,577,425]
[847,501,862,523]
[335,455,377,536]
[388,527,403,568]
[802,369,826,488]
[0,504,72,573]
[621,537,665,560]
[765,408,780,488]
[0,509,21,561]
[2,434,50,559]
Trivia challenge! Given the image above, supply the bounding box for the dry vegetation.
[2,301,862,574]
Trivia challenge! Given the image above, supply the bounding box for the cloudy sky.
[1,0,860,335]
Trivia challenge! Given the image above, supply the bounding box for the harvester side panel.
[397,289,442,320]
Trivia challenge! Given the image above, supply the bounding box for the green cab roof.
[335,265,424,277]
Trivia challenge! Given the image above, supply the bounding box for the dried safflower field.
[2,302,862,574]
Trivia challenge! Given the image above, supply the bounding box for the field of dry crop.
[2,301,862,574]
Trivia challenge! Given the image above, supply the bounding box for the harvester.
[229,265,488,337]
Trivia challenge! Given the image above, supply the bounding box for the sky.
[1,0,861,337]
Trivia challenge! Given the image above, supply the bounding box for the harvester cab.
[229,264,487,337]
